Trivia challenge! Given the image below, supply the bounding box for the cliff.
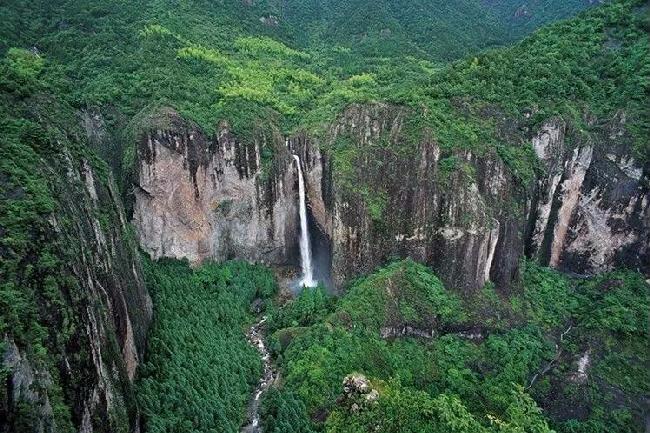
[314,103,521,293]
[131,104,648,293]
[131,108,299,266]
[323,105,648,291]
[1,89,152,433]
[526,114,649,275]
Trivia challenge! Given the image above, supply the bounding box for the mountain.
[485,0,603,33]
[1,0,648,432]
[272,0,600,60]
[129,0,649,291]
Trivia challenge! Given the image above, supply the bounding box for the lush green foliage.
[137,258,277,433]
[326,381,554,433]
[264,259,649,433]
[261,388,316,433]
[333,260,465,331]
[1,0,646,205]
[543,270,650,433]
[1,54,57,356]
[267,286,334,332]
[263,0,596,62]
[488,0,600,38]
[0,0,620,148]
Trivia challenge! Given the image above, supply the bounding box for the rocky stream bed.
[241,316,277,433]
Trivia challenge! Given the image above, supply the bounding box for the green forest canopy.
[263,260,649,433]
[1,0,646,180]
[1,1,649,432]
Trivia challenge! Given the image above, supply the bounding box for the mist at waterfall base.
[291,155,332,293]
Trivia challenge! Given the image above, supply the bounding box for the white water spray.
[293,155,317,287]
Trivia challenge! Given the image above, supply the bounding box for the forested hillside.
[486,0,601,36]
[0,0,641,159]
[0,44,152,433]
[273,0,600,60]
[138,259,277,432]
[0,0,598,142]
[264,260,649,433]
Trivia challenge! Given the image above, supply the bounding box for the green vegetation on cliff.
[2,0,646,195]
[0,0,627,141]
[0,46,131,433]
[326,0,649,200]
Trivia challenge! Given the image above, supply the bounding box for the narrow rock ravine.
[241,316,277,433]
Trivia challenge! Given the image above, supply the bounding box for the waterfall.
[293,155,317,288]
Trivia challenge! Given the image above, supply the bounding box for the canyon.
[2,1,647,431]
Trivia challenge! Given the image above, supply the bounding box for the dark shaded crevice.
[538,171,568,266]
[307,205,333,291]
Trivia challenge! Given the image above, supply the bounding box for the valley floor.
[137,259,649,433]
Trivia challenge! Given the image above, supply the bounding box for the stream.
[241,316,277,433]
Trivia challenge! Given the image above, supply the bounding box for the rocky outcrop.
[319,105,647,291]
[379,326,435,339]
[132,109,298,266]
[340,374,379,411]
[299,103,523,293]
[63,157,152,433]
[3,339,56,433]
[526,114,649,275]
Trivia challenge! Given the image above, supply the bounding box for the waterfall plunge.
[293,155,317,288]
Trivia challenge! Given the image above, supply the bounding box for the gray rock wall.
[133,109,299,266]
[527,114,649,275]
[2,150,152,433]
[131,105,649,293]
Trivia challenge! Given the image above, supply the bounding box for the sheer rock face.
[3,340,55,433]
[306,103,523,293]
[59,155,153,433]
[133,110,299,266]
[288,132,332,237]
[296,105,647,291]
[132,105,648,293]
[526,114,649,275]
[3,147,152,433]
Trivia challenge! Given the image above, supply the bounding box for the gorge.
[129,104,648,294]
[1,0,649,433]
[241,316,276,433]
